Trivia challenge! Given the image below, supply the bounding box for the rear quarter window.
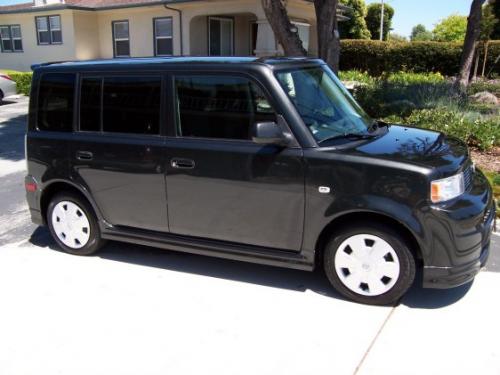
[37,73,75,132]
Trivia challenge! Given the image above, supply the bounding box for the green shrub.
[339,70,446,86]
[349,74,500,150]
[353,81,461,118]
[404,108,500,151]
[338,70,375,85]
[484,172,500,218]
[493,174,500,186]
[8,72,32,96]
[468,80,500,97]
[340,40,500,76]
[385,71,445,85]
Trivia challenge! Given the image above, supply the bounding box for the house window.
[208,17,234,56]
[112,20,130,58]
[0,25,23,52]
[154,17,173,56]
[36,15,62,45]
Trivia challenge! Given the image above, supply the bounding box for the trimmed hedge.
[8,72,32,96]
[340,40,500,76]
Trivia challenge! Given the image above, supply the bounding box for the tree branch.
[261,0,307,56]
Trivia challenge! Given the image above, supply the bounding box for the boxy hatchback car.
[0,73,17,104]
[25,57,495,305]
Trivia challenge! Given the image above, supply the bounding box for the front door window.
[209,17,233,56]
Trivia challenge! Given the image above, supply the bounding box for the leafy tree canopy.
[432,14,468,42]
[490,0,500,39]
[388,33,408,42]
[339,0,371,39]
[410,24,433,41]
[365,2,394,41]
[481,1,498,40]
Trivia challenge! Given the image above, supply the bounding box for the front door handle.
[171,158,195,169]
[76,151,93,161]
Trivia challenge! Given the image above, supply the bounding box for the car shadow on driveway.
[28,226,472,309]
[0,113,28,162]
[0,100,17,106]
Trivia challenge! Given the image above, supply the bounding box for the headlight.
[431,173,465,203]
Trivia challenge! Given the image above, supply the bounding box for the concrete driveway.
[1,97,500,375]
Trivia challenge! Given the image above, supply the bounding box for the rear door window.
[103,76,161,135]
[79,75,162,135]
[37,73,75,132]
[80,77,101,132]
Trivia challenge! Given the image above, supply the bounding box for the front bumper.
[422,170,495,289]
[423,240,490,288]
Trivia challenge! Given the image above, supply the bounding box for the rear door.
[164,73,305,251]
[69,74,168,232]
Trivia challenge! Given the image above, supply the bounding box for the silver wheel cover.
[51,201,91,249]
[334,234,400,296]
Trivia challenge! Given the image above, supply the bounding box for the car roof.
[32,56,325,72]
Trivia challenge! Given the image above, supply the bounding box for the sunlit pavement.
[1,97,499,375]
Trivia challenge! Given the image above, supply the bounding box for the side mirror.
[252,121,289,146]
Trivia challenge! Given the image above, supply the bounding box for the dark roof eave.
[94,0,194,11]
[0,0,181,14]
[0,4,88,14]
[1,0,350,15]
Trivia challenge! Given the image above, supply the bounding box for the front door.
[209,17,234,56]
[165,74,305,251]
[70,75,168,232]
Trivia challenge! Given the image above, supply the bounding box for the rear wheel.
[47,192,105,255]
[324,223,416,305]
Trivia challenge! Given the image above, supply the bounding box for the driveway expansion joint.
[353,305,397,375]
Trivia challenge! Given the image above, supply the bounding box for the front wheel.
[47,192,105,255]
[324,223,416,305]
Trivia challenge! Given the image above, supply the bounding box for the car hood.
[344,125,469,175]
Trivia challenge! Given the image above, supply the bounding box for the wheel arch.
[40,180,104,225]
[314,211,423,265]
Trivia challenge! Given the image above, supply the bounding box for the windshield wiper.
[319,132,376,145]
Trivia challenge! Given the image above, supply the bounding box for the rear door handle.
[76,151,93,161]
[171,158,195,169]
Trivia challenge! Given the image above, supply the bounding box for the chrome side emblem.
[318,186,331,194]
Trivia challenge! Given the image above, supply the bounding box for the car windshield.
[275,65,373,143]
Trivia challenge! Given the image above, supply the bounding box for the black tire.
[47,191,106,255]
[0,90,4,105]
[323,222,416,305]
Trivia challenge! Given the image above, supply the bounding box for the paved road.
[0,97,37,245]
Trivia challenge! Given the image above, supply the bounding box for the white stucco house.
[0,0,349,71]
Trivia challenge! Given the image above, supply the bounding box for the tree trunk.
[472,46,480,81]
[481,40,489,77]
[261,0,307,56]
[455,0,486,90]
[314,0,341,73]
